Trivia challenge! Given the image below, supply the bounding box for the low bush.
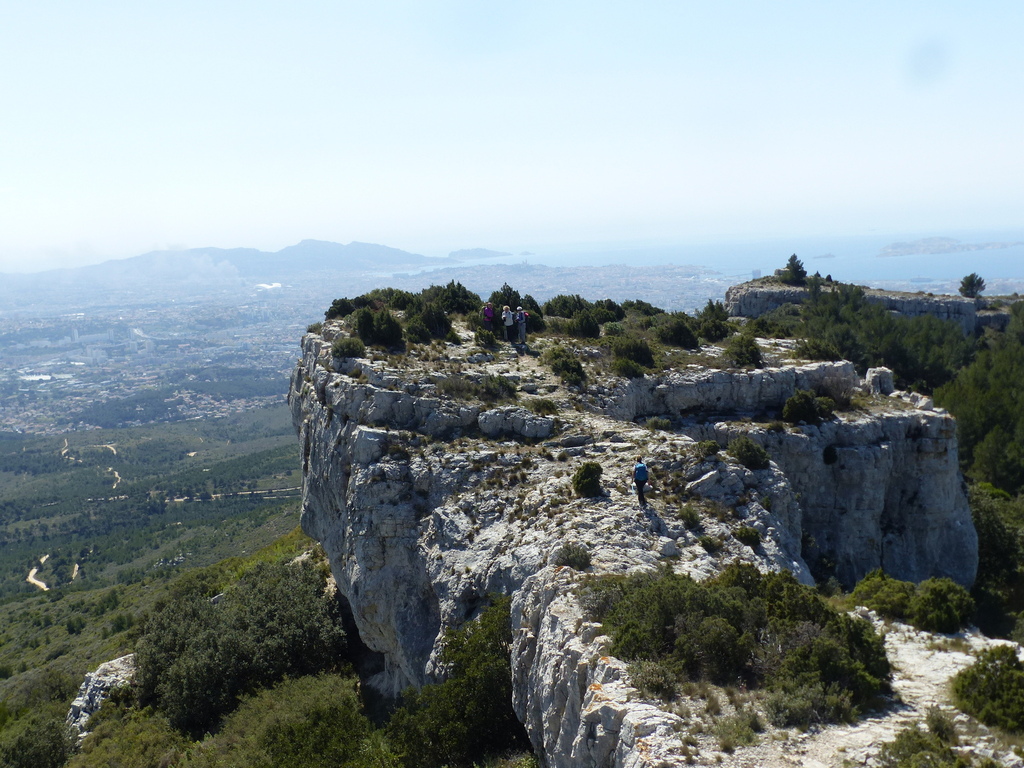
[628,660,678,701]
[695,440,721,460]
[387,597,530,768]
[782,389,834,425]
[715,711,761,753]
[850,571,974,633]
[621,299,664,316]
[543,293,591,319]
[646,417,672,431]
[588,564,890,726]
[952,645,1024,733]
[762,683,853,729]
[475,329,498,348]
[331,336,365,359]
[567,310,601,339]
[725,333,762,367]
[734,526,761,548]
[656,315,698,349]
[877,724,959,768]
[542,346,586,387]
[611,335,655,367]
[325,297,355,320]
[611,358,646,379]
[527,398,559,416]
[678,505,701,529]
[306,321,323,334]
[907,577,975,633]
[134,559,347,736]
[850,570,915,620]
[554,542,592,571]
[727,436,771,470]
[129,675,373,768]
[572,462,603,497]
[479,375,518,402]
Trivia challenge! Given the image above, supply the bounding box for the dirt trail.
[26,555,50,591]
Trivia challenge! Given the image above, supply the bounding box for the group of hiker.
[481,300,651,508]
[480,301,529,344]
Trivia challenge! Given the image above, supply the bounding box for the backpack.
[634,462,648,482]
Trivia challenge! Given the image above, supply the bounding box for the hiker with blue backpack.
[632,456,652,507]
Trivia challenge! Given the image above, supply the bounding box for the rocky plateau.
[285,311,999,767]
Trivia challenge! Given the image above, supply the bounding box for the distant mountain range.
[0,240,454,310]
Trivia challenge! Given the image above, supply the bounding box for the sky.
[1,1,1022,273]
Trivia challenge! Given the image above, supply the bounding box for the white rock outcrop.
[289,325,978,767]
[724,281,1015,334]
[66,653,135,737]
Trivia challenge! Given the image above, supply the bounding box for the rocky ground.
[294,317,1009,767]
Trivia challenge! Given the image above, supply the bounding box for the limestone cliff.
[289,321,977,766]
[724,280,1013,333]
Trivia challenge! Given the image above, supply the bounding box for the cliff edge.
[288,319,977,766]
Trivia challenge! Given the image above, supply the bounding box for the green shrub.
[307,321,323,334]
[475,329,498,348]
[134,559,347,736]
[0,712,76,768]
[479,375,518,402]
[542,346,586,387]
[567,310,601,339]
[877,723,958,768]
[527,398,559,416]
[621,299,664,316]
[628,660,678,701]
[611,358,646,378]
[725,333,762,367]
[925,706,957,745]
[763,683,853,729]
[782,389,834,424]
[331,336,365,359]
[543,294,591,318]
[779,254,807,286]
[187,674,374,768]
[572,462,603,497]
[727,436,770,470]
[603,321,625,336]
[387,597,529,768]
[734,526,761,548]
[405,317,432,344]
[952,645,1024,733]
[697,535,721,553]
[589,564,890,725]
[850,570,915,620]
[646,417,671,431]
[678,505,701,529]
[715,711,761,752]
[907,578,974,633]
[372,309,404,347]
[325,297,355,320]
[695,440,721,460]
[611,335,655,367]
[656,315,698,349]
[554,542,592,571]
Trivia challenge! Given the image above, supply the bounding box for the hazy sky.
[1,2,1021,272]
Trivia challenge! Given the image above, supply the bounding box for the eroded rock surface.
[289,322,979,766]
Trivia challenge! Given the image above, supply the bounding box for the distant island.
[878,236,1023,257]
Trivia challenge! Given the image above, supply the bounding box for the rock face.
[723,281,1012,334]
[289,324,978,766]
[66,654,135,737]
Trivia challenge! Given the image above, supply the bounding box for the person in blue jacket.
[632,456,652,507]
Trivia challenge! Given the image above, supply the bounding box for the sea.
[438,227,1024,294]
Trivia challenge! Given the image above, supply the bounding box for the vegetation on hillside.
[583,563,890,728]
